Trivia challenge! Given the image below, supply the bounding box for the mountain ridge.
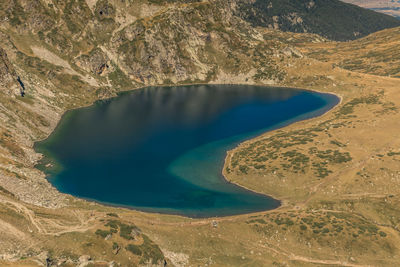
[236,0,400,40]
[342,0,400,18]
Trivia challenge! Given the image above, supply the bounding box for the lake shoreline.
[33,83,341,219]
[222,90,342,212]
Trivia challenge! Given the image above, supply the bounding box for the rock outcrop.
[75,48,112,76]
[0,47,26,96]
[0,47,18,95]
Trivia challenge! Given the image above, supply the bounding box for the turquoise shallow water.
[35,85,339,217]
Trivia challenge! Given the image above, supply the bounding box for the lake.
[35,85,339,217]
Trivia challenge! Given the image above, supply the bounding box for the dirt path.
[256,242,371,267]
[302,143,395,207]
[0,195,97,236]
[0,197,44,233]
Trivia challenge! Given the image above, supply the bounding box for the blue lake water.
[35,85,339,217]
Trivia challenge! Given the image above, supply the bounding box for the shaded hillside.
[236,0,400,41]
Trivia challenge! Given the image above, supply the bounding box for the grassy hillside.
[299,26,400,77]
[236,0,400,40]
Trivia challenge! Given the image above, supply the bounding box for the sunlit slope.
[300,26,400,77]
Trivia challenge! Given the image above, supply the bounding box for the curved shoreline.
[33,83,342,219]
[221,90,342,212]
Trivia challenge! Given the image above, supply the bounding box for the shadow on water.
[35,85,339,217]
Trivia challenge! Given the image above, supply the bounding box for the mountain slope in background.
[343,0,400,18]
[236,0,400,40]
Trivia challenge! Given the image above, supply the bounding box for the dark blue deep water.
[35,85,339,217]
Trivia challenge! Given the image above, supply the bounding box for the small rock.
[113,246,121,255]
[57,258,67,266]
[79,255,91,263]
